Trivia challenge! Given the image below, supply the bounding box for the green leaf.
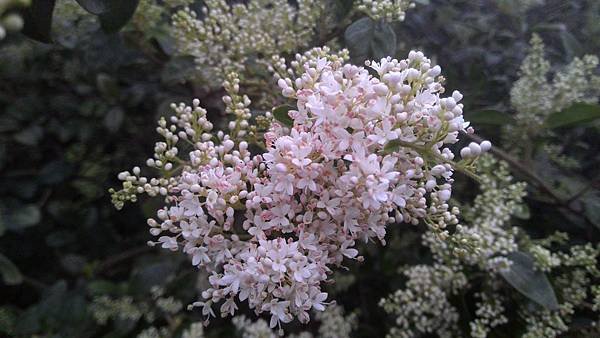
[22,0,56,43]
[96,73,120,99]
[559,30,583,60]
[87,279,119,296]
[545,103,600,129]
[39,160,73,185]
[345,17,397,63]
[383,139,402,154]
[60,254,87,275]
[499,251,559,310]
[272,105,295,127]
[513,204,531,220]
[582,193,600,229]
[104,107,124,133]
[99,0,140,33]
[468,109,514,125]
[371,20,397,60]
[345,17,374,62]
[161,56,195,84]
[13,125,43,146]
[1,204,41,231]
[75,0,110,15]
[0,253,23,285]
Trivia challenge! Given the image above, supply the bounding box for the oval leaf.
[499,251,560,310]
[345,17,397,63]
[75,0,110,15]
[0,253,23,285]
[345,17,374,62]
[545,103,600,129]
[104,107,125,133]
[99,0,140,33]
[272,105,295,127]
[2,204,41,231]
[371,20,397,60]
[383,139,402,154]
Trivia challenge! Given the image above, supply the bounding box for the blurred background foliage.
[0,0,599,337]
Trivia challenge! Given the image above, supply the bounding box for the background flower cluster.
[0,1,599,337]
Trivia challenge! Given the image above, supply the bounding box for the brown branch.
[94,245,154,275]
[467,133,568,205]
[465,134,600,228]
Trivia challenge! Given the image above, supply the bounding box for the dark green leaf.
[345,17,374,62]
[383,139,402,154]
[0,253,23,285]
[99,0,140,33]
[87,279,120,296]
[513,204,531,220]
[371,20,397,59]
[39,160,74,185]
[468,109,514,125]
[96,73,120,99]
[104,107,125,132]
[272,104,295,127]
[345,17,397,63]
[13,125,44,146]
[582,193,600,229]
[1,204,41,231]
[45,230,76,248]
[153,29,178,56]
[22,0,56,43]
[60,255,87,275]
[75,0,110,15]
[545,103,600,129]
[161,56,195,84]
[499,251,559,310]
[559,30,583,60]
[0,306,17,335]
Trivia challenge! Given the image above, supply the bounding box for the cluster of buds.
[460,140,492,159]
[356,0,416,22]
[171,0,324,85]
[111,50,484,330]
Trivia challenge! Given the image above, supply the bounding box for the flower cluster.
[356,0,416,22]
[232,304,356,338]
[0,0,28,40]
[505,34,600,155]
[380,155,525,337]
[440,155,526,272]
[131,0,193,34]
[381,155,600,338]
[111,51,485,329]
[171,0,325,85]
[379,264,464,338]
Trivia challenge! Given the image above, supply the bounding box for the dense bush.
[0,1,598,337]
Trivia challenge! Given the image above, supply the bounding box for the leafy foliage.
[499,251,559,310]
[344,16,397,63]
[1,0,599,337]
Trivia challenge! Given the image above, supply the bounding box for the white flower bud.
[438,189,451,201]
[468,142,482,156]
[480,140,492,152]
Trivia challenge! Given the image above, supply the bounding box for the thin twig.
[94,245,154,275]
[466,133,568,205]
